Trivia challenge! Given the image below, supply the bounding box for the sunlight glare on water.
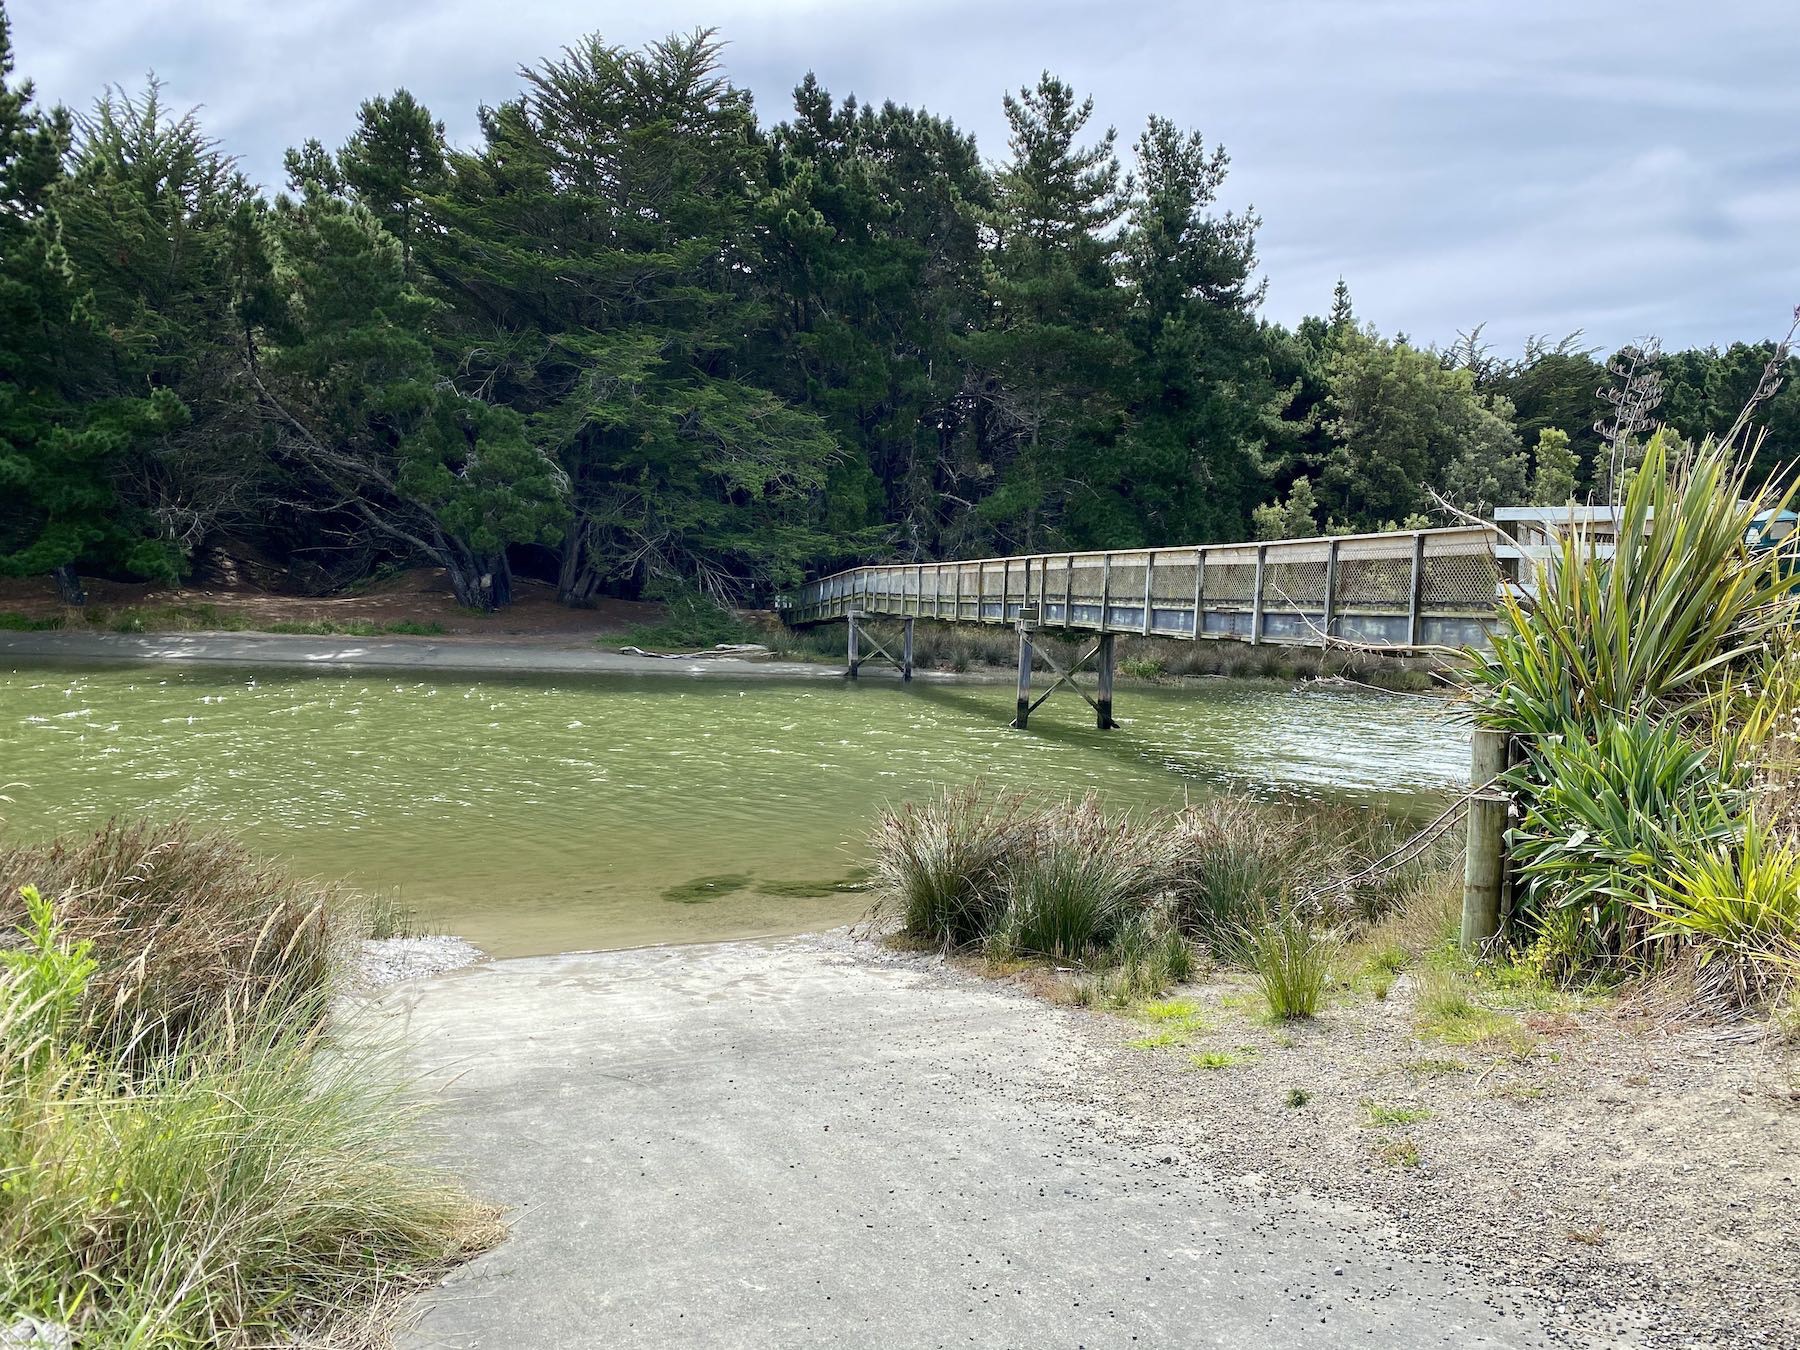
[0,664,1468,957]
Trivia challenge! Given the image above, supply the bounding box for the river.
[0,663,1469,957]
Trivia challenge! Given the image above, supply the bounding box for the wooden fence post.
[1322,539,1339,647]
[1460,727,1511,950]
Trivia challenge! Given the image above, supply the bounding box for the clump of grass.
[1126,1027,1190,1051]
[88,603,251,634]
[1189,1049,1249,1070]
[1243,908,1338,1020]
[662,873,752,904]
[0,612,63,631]
[0,890,494,1346]
[1284,1087,1310,1108]
[1138,996,1204,1026]
[1414,969,1536,1055]
[870,785,1024,945]
[1002,796,1177,959]
[1377,1137,1422,1168]
[359,890,422,940]
[383,619,445,636]
[1120,656,1166,680]
[1362,1099,1434,1127]
[0,820,338,1051]
[1401,1056,1470,1076]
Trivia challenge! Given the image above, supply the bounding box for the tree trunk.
[445,553,512,612]
[52,564,86,607]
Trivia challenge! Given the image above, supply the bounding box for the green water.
[0,663,1468,957]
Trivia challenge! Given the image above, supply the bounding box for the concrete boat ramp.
[379,937,1554,1349]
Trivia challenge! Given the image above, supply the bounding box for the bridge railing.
[778,525,1506,649]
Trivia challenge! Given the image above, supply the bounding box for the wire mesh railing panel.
[1422,552,1501,608]
[1263,558,1329,610]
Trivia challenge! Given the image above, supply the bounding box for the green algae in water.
[756,870,871,899]
[663,873,753,904]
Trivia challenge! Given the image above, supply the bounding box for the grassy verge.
[0,822,493,1346]
[869,784,1449,1012]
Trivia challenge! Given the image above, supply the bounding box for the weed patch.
[662,873,753,904]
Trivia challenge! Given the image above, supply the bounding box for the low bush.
[1644,817,1800,1009]
[1001,796,1175,959]
[624,591,761,651]
[0,819,340,1052]
[0,612,63,631]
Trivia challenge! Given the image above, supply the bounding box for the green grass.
[1284,1087,1311,1108]
[1126,1027,1191,1050]
[1362,1099,1435,1127]
[1414,969,1537,1056]
[1401,1056,1470,1076]
[0,612,63,631]
[661,873,753,904]
[1377,1137,1423,1168]
[1189,1048,1251,1070]
[1138,996,1204,1025]
[1244,909,1338,1020]
[0,837,492,1346]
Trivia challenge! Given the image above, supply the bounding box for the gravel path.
[383,935,1561,1349]
[988,957,1800,1349]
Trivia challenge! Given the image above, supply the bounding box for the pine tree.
[0,15,186,601]
[1110,115,1273,544]
[967,73,1132,551]
[426,31,838,604]
[252,188,567,609]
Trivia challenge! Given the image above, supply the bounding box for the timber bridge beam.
[780,525,1507,729]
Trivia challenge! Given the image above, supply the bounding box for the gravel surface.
[840,933,1799,1350]
[355,935,483,990]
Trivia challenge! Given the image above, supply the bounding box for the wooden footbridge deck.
[780,525,1507,728]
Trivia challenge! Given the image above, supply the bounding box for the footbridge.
[779,525,1508,728]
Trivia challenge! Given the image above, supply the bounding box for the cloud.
[12,0,1799,353]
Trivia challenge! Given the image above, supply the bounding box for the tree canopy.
[2,3,1793,609]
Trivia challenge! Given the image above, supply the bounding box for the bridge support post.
[1095,633,1117,730]
[902,618,914,682]
[847,611,861,679]
[1461,727,1511,950]
[1011,625,1033,728]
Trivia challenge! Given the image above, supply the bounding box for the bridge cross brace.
[845,613,914,682]
[1012,626,1116,731]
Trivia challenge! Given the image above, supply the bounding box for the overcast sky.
[11,0,1798,356]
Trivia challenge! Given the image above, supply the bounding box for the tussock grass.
[1362,1099,1434,1127]
[870,785,1025,946]
[0,820,340,1051]
[0,831,493,1346]
[1243,909,1338,1020]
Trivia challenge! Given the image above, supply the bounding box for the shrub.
[624,591,759,650]
[870,785,1025,946]
[1508,716,1746,968]
[1643,817,1800,1009]
[0,897,492,1346]
[0,820,339,1051]
[1243,908,1338,1020]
